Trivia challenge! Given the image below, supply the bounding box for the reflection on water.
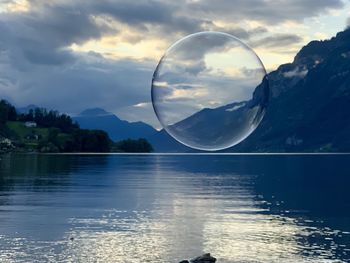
[0,154,349,262]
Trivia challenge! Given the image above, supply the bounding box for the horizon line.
[36,152,350,156]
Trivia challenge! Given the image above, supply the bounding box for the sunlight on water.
[0,154,349,262]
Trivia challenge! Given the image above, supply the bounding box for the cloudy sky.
[0,0,349,128]
[152,32,267,126]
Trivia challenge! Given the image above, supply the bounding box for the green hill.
[6,121,49,151]
[0,101,153,153]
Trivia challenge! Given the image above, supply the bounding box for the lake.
[0,154,349,262]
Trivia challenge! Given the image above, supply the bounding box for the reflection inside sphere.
[152,31,269,151]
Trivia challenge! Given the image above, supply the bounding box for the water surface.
[0,154,349,262]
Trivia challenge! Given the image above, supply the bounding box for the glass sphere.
[152,31,269,151]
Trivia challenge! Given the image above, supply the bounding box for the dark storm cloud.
[187,0,345,24]
[93,0,345,34]
[94,0,208,36]
[228,27,268,40]
[169,32,235,61]
[251,34,303,48]
[93,0,175,26]
[205,23,268,40]
[184,60,207,76]
[101,2,267,41]
[0,3,114,66]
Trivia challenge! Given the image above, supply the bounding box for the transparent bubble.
[152,31,269,151]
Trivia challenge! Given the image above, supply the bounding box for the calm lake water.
[0,154,349,263]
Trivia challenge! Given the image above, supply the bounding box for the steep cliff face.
[233,28,350,152]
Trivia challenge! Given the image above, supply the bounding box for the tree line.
[0,100,153,153]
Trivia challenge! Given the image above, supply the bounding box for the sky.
[0,0,350,128]
[152,32,267,125]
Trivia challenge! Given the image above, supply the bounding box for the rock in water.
[190,253,217,263]
[178,253,217,263]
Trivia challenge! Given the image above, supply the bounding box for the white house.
[24,121,37,128]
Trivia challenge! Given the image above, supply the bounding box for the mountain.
[147,77,268,152]
[231,28,350,152]
[73,108,157,142]
[149,28,350,152]
[166,77,268,151]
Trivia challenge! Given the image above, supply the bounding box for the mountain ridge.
[229,27,350,152]
[73,108,157,142]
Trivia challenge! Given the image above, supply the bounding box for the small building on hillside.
[25,133,40,140]
[24,121,37,128]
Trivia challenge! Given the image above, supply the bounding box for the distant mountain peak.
[79,108,112,117]
[73,107,157,142]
